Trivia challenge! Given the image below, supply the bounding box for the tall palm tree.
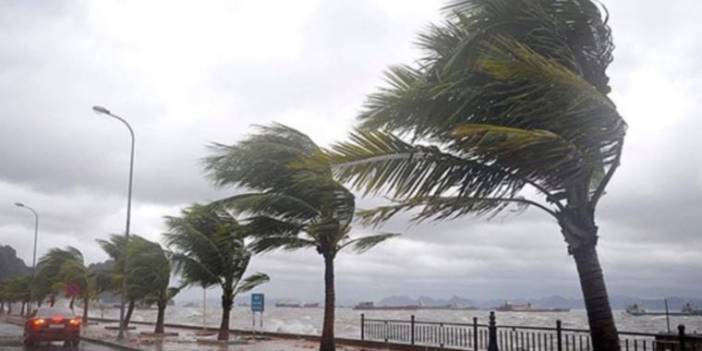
[164,204,270,341]
[319,1,626,349]
[204,124,398,351]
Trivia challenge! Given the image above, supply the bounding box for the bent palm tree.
[97,235,156,328]
[321,1,626,349]
[205,124,398,351]
[34,247,85,308]
[127,237,181,334]
[164,204,270,341]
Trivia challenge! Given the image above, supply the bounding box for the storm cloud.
[0,0,700,304]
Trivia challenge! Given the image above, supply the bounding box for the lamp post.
[14,202,39,307]
[92,105,135,340]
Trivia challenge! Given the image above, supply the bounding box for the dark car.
[23,306,81,347]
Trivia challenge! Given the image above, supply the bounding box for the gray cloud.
[0,0,700,304]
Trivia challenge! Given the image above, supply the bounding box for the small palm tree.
[34,247,84,308]
[320,1,626,349]
[128,237,182,334]
[205,124,398,351]
[57,256,93,321]
[97,235,157,328]
[0,277,30,315]
[164,204,270,341]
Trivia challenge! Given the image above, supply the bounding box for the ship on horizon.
[626,303,702,316]
[494,301,570,313]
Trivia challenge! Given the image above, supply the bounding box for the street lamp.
[14,202,39,306]
[92,105,135,340]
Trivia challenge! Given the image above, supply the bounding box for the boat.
[353,302,419,311]
[626,302,702,317]
[681,303,702,315]
[495,301,570,313]
[626,304,647,316]
[275,302,302,308]
[275,301,321,308]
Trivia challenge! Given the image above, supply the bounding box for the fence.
[361,312,700,351]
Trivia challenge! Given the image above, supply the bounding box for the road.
[0,322,119,351]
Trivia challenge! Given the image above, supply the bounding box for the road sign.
[251,293,265,312]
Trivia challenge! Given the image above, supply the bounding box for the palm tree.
[128,237,182,334]
[320,1,626,349]
[204,124,398,351]
[164,204,270,341]
[34,247,85,308]
[57,256,94,321]
[97,235,157,329]
[0,277,30,315]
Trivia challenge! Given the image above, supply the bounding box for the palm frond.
[216,192,321,223]
[357,195,538,227]
[325,129,524,200]
[234,273,270,295]
[339,233,399,254]
[247,235,317,254]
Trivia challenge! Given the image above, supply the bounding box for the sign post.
[251,293,264,336]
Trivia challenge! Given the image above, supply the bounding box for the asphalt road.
[0,323,118,351]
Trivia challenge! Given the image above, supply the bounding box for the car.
[23,306,81,347]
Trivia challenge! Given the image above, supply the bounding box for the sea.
[90,306,702,338]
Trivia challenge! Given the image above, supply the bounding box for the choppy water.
[90,306,702,338]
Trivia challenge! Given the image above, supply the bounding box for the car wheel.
[23,338,34,347]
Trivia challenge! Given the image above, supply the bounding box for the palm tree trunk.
[123,300,135,329]
[573,245,620,351]
[7,302,12,315]
[20,301,26,316]
[49,294,55,307]
[82,296,90,322]
[69,296,75,309]
[155,302,166,334]
[0,301,4,314]
[218,289,233,341]
[320,255,336,351]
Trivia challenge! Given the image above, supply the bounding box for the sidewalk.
[83,321,384,351]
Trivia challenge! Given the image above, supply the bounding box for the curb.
[88,318,462,351]
[80,335,143,351]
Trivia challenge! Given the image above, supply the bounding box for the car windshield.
[35,307,75,317]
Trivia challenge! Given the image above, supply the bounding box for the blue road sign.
[251,293,264,312]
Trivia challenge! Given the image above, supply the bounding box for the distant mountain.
[379,295,477,307]
[373,295,702,310]
[0,245,30,281]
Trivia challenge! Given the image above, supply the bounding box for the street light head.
[92,105,111,115]
[14,202,25,208]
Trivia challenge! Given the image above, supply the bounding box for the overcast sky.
[1,0,700,304]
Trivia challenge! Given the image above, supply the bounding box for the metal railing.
[361,312,700,351]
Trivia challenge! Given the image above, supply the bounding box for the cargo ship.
[626,303,702,317]
[495,301,570,313]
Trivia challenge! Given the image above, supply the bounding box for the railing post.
[411,315,415,345]
[474,317,479,351]
[556,320,563,351]
[361,314,365,341]
[678,324,686,351]
[488,311,499,351]
[384,320,388,343]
